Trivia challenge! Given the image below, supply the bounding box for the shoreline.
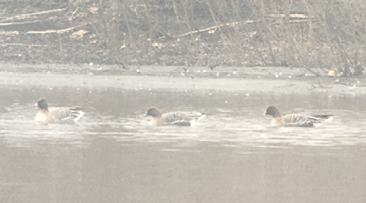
[0,63,364,95]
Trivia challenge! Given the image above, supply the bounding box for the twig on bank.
[0,20,41,26]
[0,31,19,35]
[26,24,88,34]
[334,80,366,87]
[304,67,320,76]
[172,20,253,38]
[0,43,45,47]
[172,13,313,38]
[0,8,66,23]
[267,14,314,19]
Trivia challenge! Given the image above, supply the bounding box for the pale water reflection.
[0,87,365,203]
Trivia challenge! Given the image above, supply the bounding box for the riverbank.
[0,63,364,95]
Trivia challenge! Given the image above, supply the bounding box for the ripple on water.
[0,96,365,149]
[87,109,366,148]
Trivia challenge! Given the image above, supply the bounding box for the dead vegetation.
[0,0,365,76]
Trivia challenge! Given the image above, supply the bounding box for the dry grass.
[0,0,365,75]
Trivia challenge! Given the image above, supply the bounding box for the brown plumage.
[34,98,84,125]
[145,107,205,126]
[265,106,333,127]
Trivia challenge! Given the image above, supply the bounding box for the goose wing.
[48,107,84,123]
[160,112,187,125]
[283,114,318,127]
[160,111,205,126]
[68,107,85,122]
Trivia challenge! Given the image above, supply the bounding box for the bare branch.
[0,8,67,23]
[26,24,88,34]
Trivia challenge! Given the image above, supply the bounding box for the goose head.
[36,98,49,110]
[145,107,162,118]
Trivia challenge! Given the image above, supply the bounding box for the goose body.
[265,106,333,127]
[146,107,205,126]
[35,98,84,125]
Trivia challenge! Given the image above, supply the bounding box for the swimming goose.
[265,106,333,127]
[145,107,205,126]
[34,98,84,124]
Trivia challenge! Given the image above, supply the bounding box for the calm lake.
[0,81,365,203]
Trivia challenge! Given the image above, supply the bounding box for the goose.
[265,106,333,127]
[145,107,205,126]
[34,98,84,124]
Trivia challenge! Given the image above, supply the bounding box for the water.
[0,87,366,203]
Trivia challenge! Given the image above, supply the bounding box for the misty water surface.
[0,86,365,203]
